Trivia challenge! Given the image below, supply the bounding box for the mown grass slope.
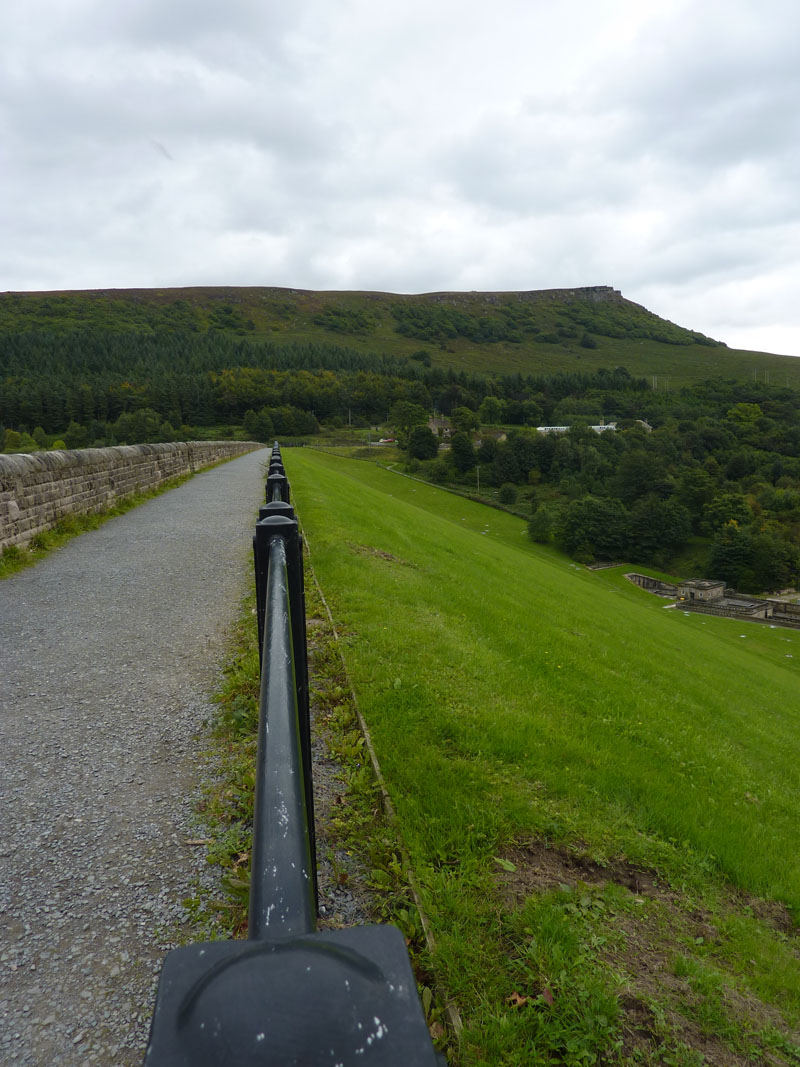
[287,448,800,1066]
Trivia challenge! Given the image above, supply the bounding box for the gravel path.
[0,448,270,1066]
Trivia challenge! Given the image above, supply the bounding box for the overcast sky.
[2,0,799,356]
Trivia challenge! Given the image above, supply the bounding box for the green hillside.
[3,284,799,596]
[288,448,800,1066]
[2,284,799,388]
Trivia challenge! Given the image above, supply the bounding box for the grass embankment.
[284,448,800,1066]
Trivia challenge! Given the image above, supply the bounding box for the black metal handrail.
[249,532,315,939]
[144,443,443,1065]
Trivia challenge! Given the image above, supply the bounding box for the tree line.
[396,382,800,594]
[0,328,647,441]
[2,325,799,593]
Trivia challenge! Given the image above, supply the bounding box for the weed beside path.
[283,448,800,1067]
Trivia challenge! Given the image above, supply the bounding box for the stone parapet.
[679,599,772,620]
[625,573,678,596]
[0,441,261,550]
[768,600,800,618]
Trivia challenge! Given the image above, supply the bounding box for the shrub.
[426,458,451,483]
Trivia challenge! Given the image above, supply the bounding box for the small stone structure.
[676,580,774,619]
[0,441,260,551]
[677,579,725,602]
[626,573,778,622]
[767,599,800,624]
[626,573,678,597]
[678,594,773,620]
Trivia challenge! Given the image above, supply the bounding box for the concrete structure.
[0,441,260,551]
[677,579,725,603]
[626,573,678,597]
[676,579,775,619]
[679,592,774,620]
[767,599,800,625]
[627,573,781,623]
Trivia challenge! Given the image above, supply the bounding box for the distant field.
[439,333,800,388]
[287,448,800,1065]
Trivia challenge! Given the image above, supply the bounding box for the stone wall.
[0,441,261,551]
[625,573,678,596]
[768,600,800,619]
[679,599,772,620]
[681,599,800,629]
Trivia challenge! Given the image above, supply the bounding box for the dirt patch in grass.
[495,840,676,905]
[495,841,800,1066]
[740,893,797,937]
[346,541,416,567]
[611,904,799,1066]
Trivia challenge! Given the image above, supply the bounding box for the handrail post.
[266,471,289,503]
[254,500,294,664]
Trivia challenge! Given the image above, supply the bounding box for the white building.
[535,423,617,435]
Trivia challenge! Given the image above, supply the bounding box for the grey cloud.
[600,6,800,173]
[9,0,312,73]
[437,107,643,219]
[2,0,800,355]
[0,56,339,163]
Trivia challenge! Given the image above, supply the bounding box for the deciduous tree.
[407,425,439,460]
[451,431,476,473]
